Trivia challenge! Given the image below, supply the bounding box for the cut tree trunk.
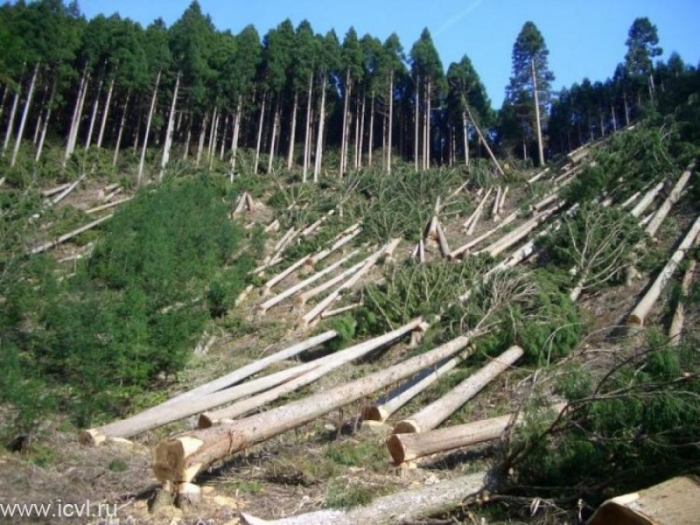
[287,91,298,170]
[436,220,450,258]
[199,318,426,427]
[532,58,545,167]
[295,260,365,309]
[301,239,399,326]
[138,71,161,186]
[627,213,700,328]
[267,103,280,174]
[313,75,327,182]
[159,71,181,183]
[96,76,114,148]
[527,167,550,185]
[645,163,694,238]
[85,197,132,215]
[464,188,493,234]
[30,214,113,255]
[450,212,518,260]
[387,403,566,464]
[35,78,57,164]
[80,331,338,445]
[152,329,481,488]
[112,92,129,166]
[392,346,524,434]
[386,71,394,174]
[362,352,470,423]
[630,181,665,218]
[257,250,359,314]
[253,95,266,174]
[669,258,697,346]
[239,471,486,525]
[480,207,560,258]
[84,74,104,150]
[464,105,504,177]
[492,186,502,221]
[10,62,39,168]
[51,173,86,205]
[2,81,21,157]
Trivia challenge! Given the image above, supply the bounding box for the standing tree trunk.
[208,110,220,170]
[356,90,366,169]
[195,113,209,167]
[10,62,40,168]
[424,80,431,170]
[219,114,228,160]
[313,75,327,183]
[267,100,280,174]
[138,71,161,186]
[229,96,242,180]
[287,91,299,170]
[462,112,470,166]
[96,76,115,148]
[159,70,180,183]
[2,83,21,158]
[36,77,57,164]
[531,58,545,167]
[84,74,104,151]
[112,92,130,166]
[63,67,88,166]
[414,74,420,171]
[254,94,266,174]
[368,93,375,168]
[302,75,313,182]
[387,71,394,174]
[339,70,351,176]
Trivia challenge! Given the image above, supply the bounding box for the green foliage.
[0,178,253,430]
[325,480,385,510]
[513,337,700,502]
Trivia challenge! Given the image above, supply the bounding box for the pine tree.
[625,17,662,101]
[506,21,554,166]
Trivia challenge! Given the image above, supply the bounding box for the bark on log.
[302,239,399,325]
[238,471,486,525]
[309,227,362,265]
[362,353,470,423]
[41,183,70,198]
[436,220,451,258]
[321,302,361,319]
[51,174,85,205]
[630,181,665,218]
[464,188,492,234]
[498,186,509,215]
[85,196,132,215]
[199,318,425,427]
[152,331,479,487]
[480,207,560,258]
[627,214,700,327]
[392,346,524,434]
[492,186,502,221]
[80,331,339,444]
[450,212,518,260]
[30,214,113,255]
[387,403,566,464]
[258,251,359,314]
[646,163,694,238]
[295,260,365,308]
[620,191,641,209]
[262,256,311,295]
[669,258,696,346]
[527,168,550,185]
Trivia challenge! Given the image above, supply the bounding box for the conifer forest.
[0,1,699,523]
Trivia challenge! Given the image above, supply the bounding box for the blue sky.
[77,0,700,107]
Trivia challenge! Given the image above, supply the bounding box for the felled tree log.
[436,220,451,258]
[464,188,492,234]
[630,181,665,218]
[29,213,113,255]
[450,211,518,260]
[480,207,560,258]
[646,163,694,238]
[153,330,480,488]
[392,346,524,434]
[41,182,70,197]
[51,174,85,205]
[362,353,469,423]
[669,257,697,346]
[308,226,362,265]
[498,186,509,215]
[295,260,365,308]
[85,196,132,215]
[620,191,641,209]
[301,239,399,325]
[257,251,359,314]
[387,403,566,464]
[262,255,311,295]
[301,210,335,237]
[627,214,700,328]
[527,167,550,185]
[239,471,486,525]
[199,318,426,427]
[321,302,361,319]
[465,105,505,177]
[492,186,502,220]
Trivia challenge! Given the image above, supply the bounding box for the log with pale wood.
[41,182,70,198]
[79,331,339,445]
[198,318,427,427]
[465,105,505,177]
[668,258,697,346]
[29,213,113,255]
[152,330,481,488]
[479,206,560,258]
[436,220,451,258]
[392,346,524,434]
[238,471,486,525]
[492,186,502,220]
[261,255,310,295]
[308,226,361,265]
[630,181,664,218]
[527,167,550,185]
[464,188,492,234]
[387,403,566,464]
[450,211,518,260]
[627,213,700,327]
[362,352,470,423]
[646,163,694,238]
[498,186,509,215]
[85,196,132,215]
[301,239,399,326]
[51,174,85,205]
[301,209,334,237]
[295,260,365,308]
[257,250,359,314]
